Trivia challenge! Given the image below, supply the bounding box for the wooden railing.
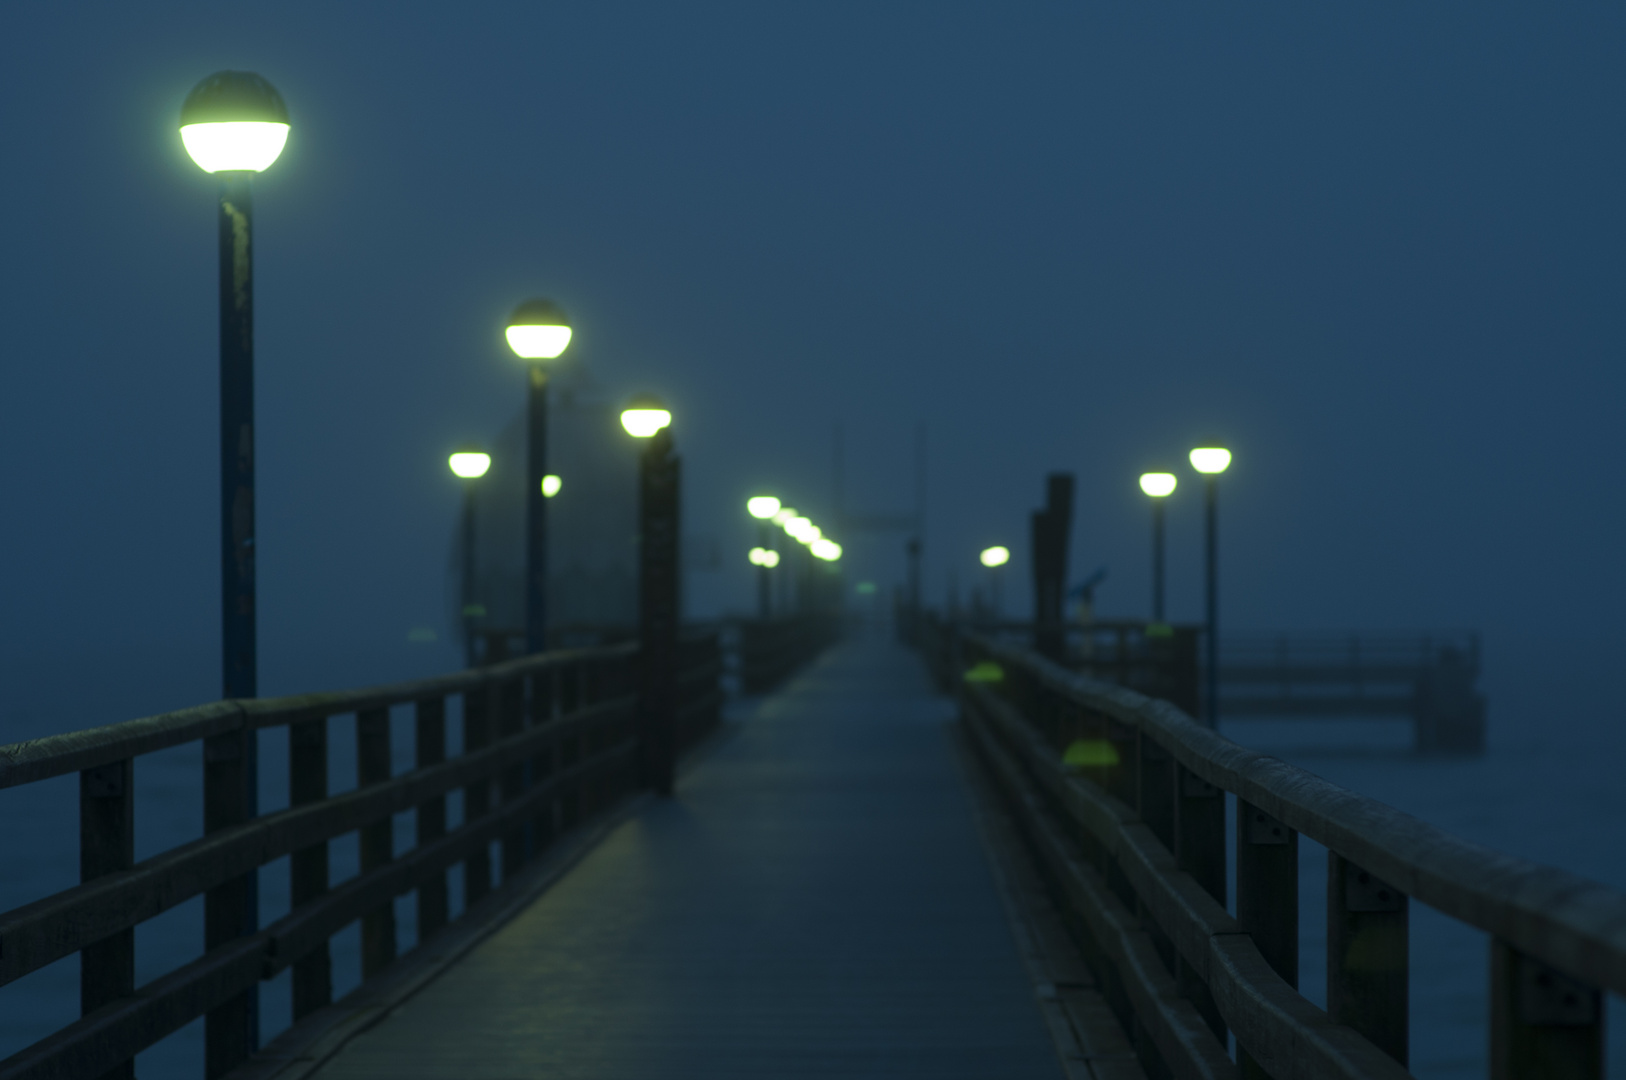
[737,614,841,694]
[924,618,1619,1080]
[0,632,722,1080]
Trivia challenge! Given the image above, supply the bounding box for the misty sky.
[1,3,1622,737]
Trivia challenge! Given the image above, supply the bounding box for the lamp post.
[179,70,290,1076]
[979,545,1010,622]
[448,451,492,667]
[623,395,677,796]
[747,496,781,620]
[504,299,573,655]
[1138,472,1177,622]
[1189,444,1233,728]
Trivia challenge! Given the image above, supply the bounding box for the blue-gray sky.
[1,2,1623,735]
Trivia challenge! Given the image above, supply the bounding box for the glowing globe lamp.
[1189,446,1232,474]
[747,496,782,520]
[980,545,1011,568]
[448,452,491,479]
[541,474,562,497]
[772,507,798,526]
[749,547,782,567]
[505,299,573,360]
[811,539,842,561]
[180,71,290,173]
[1139,472,1177,497]
[620,394,672,438]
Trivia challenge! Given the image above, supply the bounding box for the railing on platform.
[0,632,722,1080]
[737,615,841,695]
[921,616,1617,1080]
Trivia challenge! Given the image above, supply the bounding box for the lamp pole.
[1189,446,1232,728]
[180,68,291,1078]
[504,300,574,655]
[448,452,492,667]
[1139,472,1177,622]
[623,397,678,795]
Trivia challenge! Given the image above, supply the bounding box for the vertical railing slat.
[1327,852,1408,1065]
[203,726,257,1079]
[356,706,396,976]
[1490,939,1603,1080]
[80,757,134,1080]
[415,696,449,939]
[289,716,331,1018]
[1236,798,1297,1079]
[463,685,493,906]
[499,677,526,879]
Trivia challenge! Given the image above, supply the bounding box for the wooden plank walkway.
[306,633,1071,1079]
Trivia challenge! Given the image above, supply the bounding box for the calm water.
[1,647,1623,1077]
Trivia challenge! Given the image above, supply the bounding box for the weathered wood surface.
[300,637,1067,1079]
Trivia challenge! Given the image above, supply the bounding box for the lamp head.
[541,474,562,497]
[179,71,290,173]
[771,507,798,526]
[980,545,1011,568]
[448,450,491,479]
[504,298,573,360]
[748,547,781,568]
[1189,443,1232,474]
[620,393,672,438]
[747,496,782,520]
[811,539,842,561]
[1139,472,1177,497]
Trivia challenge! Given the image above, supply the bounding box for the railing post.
[415,697,449,940]
[530,668,557,851]
[637,427,680,797]
[1174,763,1227,1043]
[204,726,257,1079]
[1237,799,1297,1079]
[499,676,527,879]
[356,706,396,977]
[1490,939,1602,1080]
[463,684,493,905]
[1327,853,1408,1065]
[80,757,134,1080]
[289,717,330,1018]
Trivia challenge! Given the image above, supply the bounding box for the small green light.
[461,604,487,617]
[856,582,877,595]
[1063,739,1120,768]
[963,661,1004,684]
[1146,622,1174,638]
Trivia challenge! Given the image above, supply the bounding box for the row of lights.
[746,496,843,562]
[1137,445,1233,499]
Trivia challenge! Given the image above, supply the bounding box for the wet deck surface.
[310,632,1062,1079]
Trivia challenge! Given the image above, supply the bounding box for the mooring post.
[1237,798,1297,1078]
[1326,852,1408,1065]
[1490,939,1603,1080]
[356,706,396,977]
[463,685,492,905]
[80,756,134,1080]
[289,717,331,1017]
[415,697,449,940]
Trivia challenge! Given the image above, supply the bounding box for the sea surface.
[1,643,1623,1078]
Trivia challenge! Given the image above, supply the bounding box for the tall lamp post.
[747,496,781,620]
[1138,472,1177,622]
[623,395,677,795]
[179,70,290,1077]
[504,299,573,655]
[448,450,492,667]
[1189,444,1233,729]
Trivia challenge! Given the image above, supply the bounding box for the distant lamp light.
[1139,472,1177,497]
[504,299,573,360]
[541,474,562,497]
[980,545,1011,568]
[620,393,673,438]
[1189,446,1232,474]
[448,451,491,479]
[747,496,782,520]
[772,507,798,526]
[748,547,781,568]
[811,538,842,561]
[179,71,290,173]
